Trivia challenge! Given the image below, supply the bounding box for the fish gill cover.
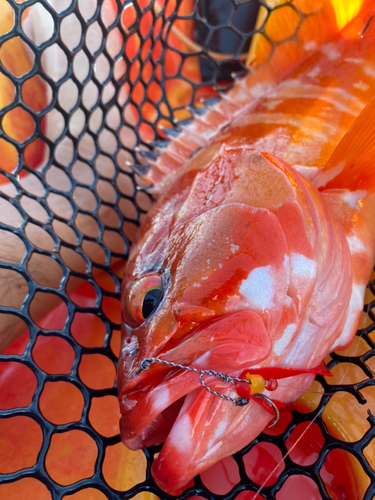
[0,0,374,499]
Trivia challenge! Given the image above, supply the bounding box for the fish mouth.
[119,363,276,492]
[118,309,275,491]
[119,366,203,448]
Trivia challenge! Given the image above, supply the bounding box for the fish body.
[118,2,375,492]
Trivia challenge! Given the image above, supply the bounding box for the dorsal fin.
[144,0,369,192]
[314,97,375,192]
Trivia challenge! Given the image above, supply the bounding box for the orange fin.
[314,97,375,192]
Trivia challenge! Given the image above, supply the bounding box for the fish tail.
[314,97,375,193]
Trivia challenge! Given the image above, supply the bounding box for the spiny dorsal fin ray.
[314,97,375,192]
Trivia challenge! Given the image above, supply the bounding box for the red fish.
[118,1,375,492]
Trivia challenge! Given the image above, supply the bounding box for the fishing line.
[250,405,326,500]
[138,357,280,424]
[138,357,250,406]
[250,300,371,500]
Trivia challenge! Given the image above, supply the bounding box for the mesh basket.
[0,0,374,499]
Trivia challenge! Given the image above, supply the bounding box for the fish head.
[120,146,303,371]
[118,146,320,490]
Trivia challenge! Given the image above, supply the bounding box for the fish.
[117,0,375,493]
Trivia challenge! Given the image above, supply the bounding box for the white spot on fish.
[283,254,289,271]
[346,235,366,254]
[364,65,375,79]
[341,190,367,208]
[207,259,210,264]
[250,83,271,99]
[314,160,346,188]
[304,40,317,51]
[193,283,201,287]
[236,110,339,137]
[291,253,316,279]
[262,99,283,111]
[293,165,319,180]
[196,352,211,366]
[307,66,321,79]
[210,336,214,342]
[152,387,170,413]
[331,283,366,349]
[201,276,208,280]
[353,81,370,92]
[321,42,340,60]
[344,57,365,64]
[169,413,193,452]
[239,266,274,310]
[274,324,297,356]
[207,418,229,450]
[230,244,239,254]
[271,81,365,116]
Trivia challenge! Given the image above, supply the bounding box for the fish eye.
[122,274,163,327]
[142,287,163,319]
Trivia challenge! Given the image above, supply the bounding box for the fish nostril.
[122,335,139,358]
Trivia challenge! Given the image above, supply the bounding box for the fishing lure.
[118,0,375,492]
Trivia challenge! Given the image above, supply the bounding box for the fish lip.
[119,367,203,446]
[119,309,271,445]
[119,361,252,450]
[119,350,239,445]
[119,363,248,447]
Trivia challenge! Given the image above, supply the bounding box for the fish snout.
[118,306,179,390]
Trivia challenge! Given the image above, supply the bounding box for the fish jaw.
[151,385,272,492]
[150,371,317,492]
[119,309,272,444]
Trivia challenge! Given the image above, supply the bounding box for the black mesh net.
[0,1,374,499]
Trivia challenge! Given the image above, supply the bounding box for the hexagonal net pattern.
[0,1,374,499]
